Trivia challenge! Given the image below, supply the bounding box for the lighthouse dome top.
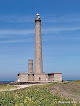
[36,13,40,19]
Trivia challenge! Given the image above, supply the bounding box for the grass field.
[48,81,80,102]
[0,81,80,105]
[0,84,18,91]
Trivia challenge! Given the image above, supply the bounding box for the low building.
[17,60,62,82]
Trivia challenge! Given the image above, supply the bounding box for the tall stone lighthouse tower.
[35,13,43,74]
[17,14,62,82]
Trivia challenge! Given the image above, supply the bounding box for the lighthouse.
[17,14,62,83]
[35,13,43,74]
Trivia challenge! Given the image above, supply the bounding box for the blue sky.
[0,0,80,81]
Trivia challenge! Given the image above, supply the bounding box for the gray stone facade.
[17,14,62,83]
[18,71,62,82]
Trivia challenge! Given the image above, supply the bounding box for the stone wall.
[48,74,54,81]
[34,73,48,81]
[35,18,43,74]
[53,73,62,82]
[17,72,62,82]
[17,73,28,82]
[28,74,34,81]
[28,59,33,74]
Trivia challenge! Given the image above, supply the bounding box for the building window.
[17,74,20,76]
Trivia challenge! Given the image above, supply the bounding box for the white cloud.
[1,14,80,24]
[0,29,35,35]
[0,38,34,44]
[42,27,80,33]
[43,14,80,23]
[0,15,34,23]
[0,27,80,35]
[42,35,80,42]
[0,26,80,44]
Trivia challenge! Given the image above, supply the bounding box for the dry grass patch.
[49,81,80,102]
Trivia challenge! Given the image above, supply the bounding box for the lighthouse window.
[36,13,40,19]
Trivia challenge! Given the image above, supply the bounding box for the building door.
[39,77,41,81]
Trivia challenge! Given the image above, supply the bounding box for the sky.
[0,0,80,81]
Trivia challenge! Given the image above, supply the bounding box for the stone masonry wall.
[35,19,43,74]
[18,73,28,82]
[28,74,34,81]
[28,59,33,74]
[34,74,48,81]
[54,73,62,82]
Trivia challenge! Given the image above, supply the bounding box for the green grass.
[0,84,18,91]
[0,83,80,106]
[69,80,80,84]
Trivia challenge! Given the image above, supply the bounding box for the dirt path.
[9,84,43,91]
